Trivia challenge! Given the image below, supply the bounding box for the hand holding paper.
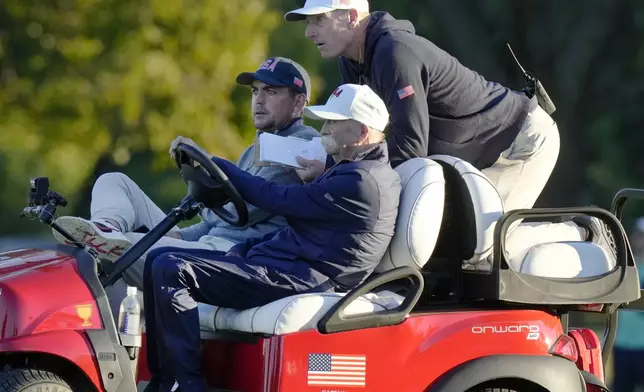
[255,133,327,169]
[297,137,327,161]
[295,156,326,183]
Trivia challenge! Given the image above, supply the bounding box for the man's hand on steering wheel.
[170,136,201,160]
[172,142,249,227]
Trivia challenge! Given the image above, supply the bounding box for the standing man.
[284,0,550,212]
[284,1,617,260]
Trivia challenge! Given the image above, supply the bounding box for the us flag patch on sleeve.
[397,85,415,99]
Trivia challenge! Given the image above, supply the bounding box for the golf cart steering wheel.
[173,143,249,227]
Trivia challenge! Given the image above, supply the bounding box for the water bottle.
[118,286,142,359]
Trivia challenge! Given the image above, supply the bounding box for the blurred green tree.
[4,0,644,236]
[0,0,280,234]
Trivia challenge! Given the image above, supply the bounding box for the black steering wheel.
[173,142,249,227]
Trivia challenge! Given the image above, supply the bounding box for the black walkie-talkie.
[28,177,50,206]
[506,43,556,115]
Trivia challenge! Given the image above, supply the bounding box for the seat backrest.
[375,158,446,273]
[428,155,504,270]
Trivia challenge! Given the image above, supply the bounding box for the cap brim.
[236,72,289,88]
[284,6,336,21]
[303,106,351,121]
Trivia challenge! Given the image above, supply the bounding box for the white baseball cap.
[303,84,389,131]
[284,0,370,22]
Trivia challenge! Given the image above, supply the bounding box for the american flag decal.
[307,353,366,387]
[293,77,303,87]
[397,85,415,99]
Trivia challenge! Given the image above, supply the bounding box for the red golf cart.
[0,143,641,392]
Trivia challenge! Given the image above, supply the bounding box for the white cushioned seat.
[198,157,445,336]
[429,154,504,271]
[196,153,619,335]
[513,242,616,278]
[198,290,404,335]
[376,158,445,272]
[429,154,617,279]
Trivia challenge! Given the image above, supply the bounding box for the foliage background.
[2,0,644,381]
[4,0,644,235]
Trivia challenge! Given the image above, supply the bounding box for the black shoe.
[572,215,618,261]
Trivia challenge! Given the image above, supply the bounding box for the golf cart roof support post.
[560,312,569,334]
[601,308,618,370]
[605,188,644,369]
[611,188,644,221]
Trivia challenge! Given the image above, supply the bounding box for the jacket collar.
[325,141,390,170]
[341,12,392,79]
[255,117,304,138]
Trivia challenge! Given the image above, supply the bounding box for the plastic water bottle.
[118,286,142,359]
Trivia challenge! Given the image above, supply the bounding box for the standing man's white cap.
[284,0,370,22]
[303,84,389,132]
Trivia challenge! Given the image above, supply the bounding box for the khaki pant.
[482,106,560,212]
[482,106,585,270]
[93,173,234,318]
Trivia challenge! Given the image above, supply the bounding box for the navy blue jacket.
[212,142,401,291]
[339,12,537,170]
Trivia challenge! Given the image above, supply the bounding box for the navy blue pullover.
[213,142,401,291]
[339,12,537,169]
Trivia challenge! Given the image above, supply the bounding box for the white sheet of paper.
[258,133,326,168]
[297,137,327,161]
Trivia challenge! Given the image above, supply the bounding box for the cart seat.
[197,154,620,336]
[198,289,405,335]
[198,158,445,336]
[515,241,615,278]
[429,154,617,278]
